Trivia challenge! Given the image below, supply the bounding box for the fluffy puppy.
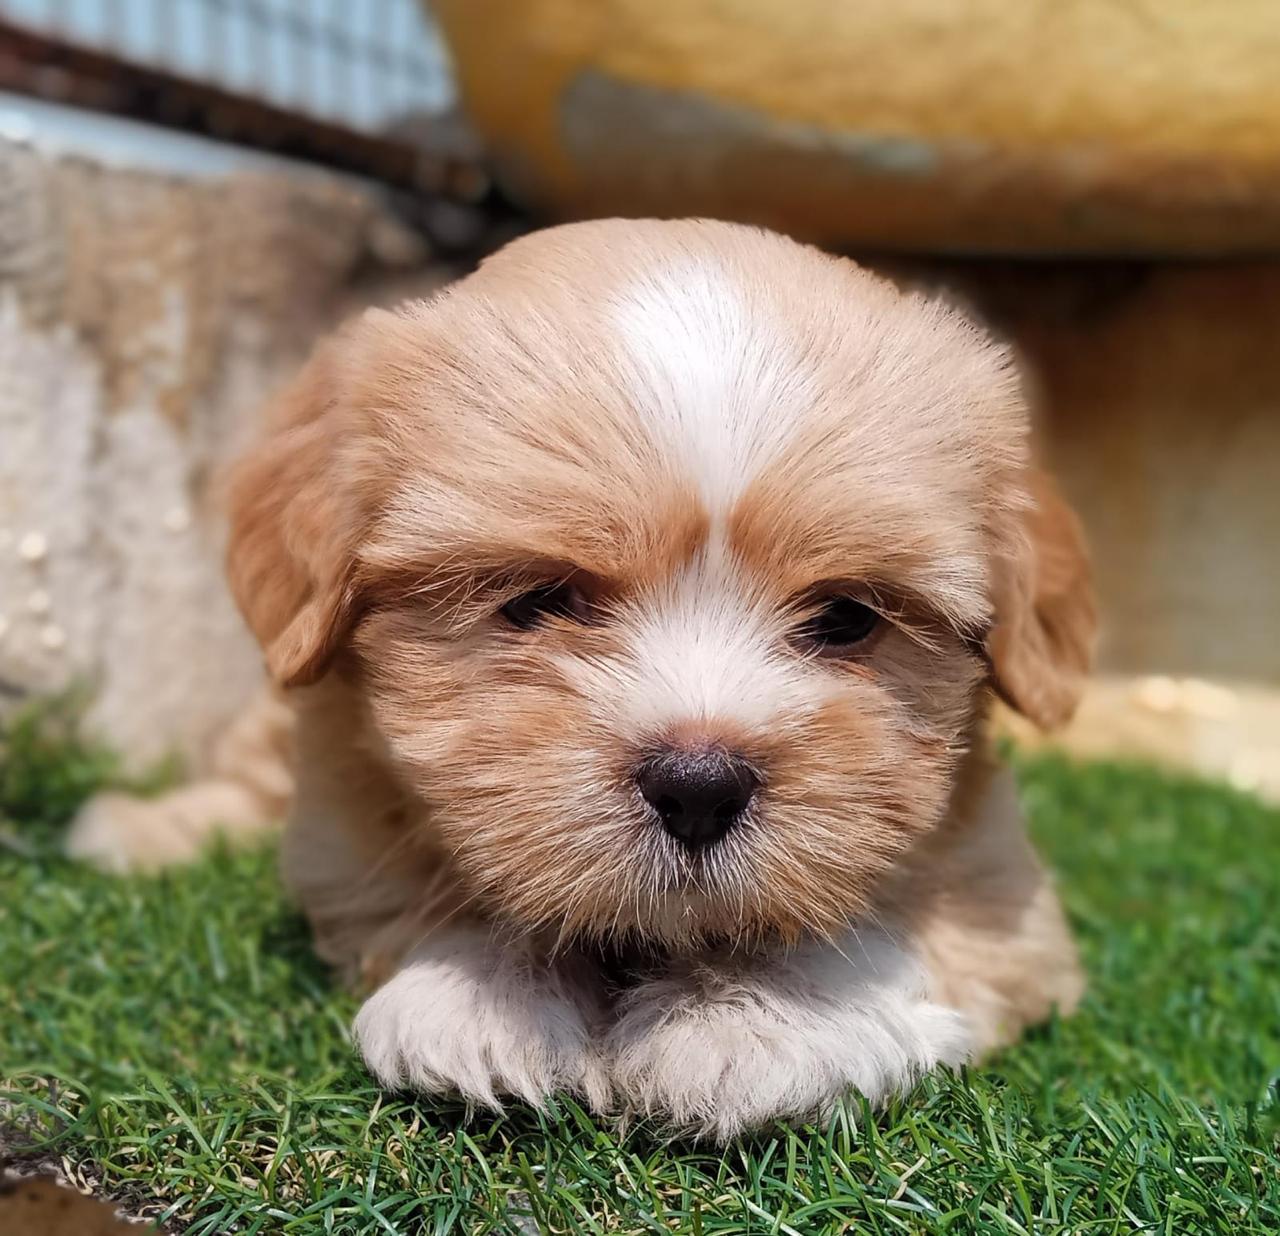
[222,218,1094,1138]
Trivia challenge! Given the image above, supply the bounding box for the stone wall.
[0,134,447,770]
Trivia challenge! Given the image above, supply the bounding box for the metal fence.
[0,0,471,193]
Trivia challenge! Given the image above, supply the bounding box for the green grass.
[1,701,1278,1234]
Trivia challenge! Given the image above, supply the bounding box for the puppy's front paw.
[354,927,609,1111]
[609,941,971,1140]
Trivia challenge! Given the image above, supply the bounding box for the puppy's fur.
[78,220,1095,1138]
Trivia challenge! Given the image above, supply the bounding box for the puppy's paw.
[609,943,971,1140]
[66,792,200,874]
[353,928,609,1111]
[66,784,275,874]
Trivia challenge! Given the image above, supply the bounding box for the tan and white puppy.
[119,219,1098,1138]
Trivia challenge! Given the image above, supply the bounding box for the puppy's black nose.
[635,747,759,849]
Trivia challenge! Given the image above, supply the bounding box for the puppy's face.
[228,220,1094,949]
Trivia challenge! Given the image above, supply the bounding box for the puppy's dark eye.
[796,596,881,654]
[501,582,589,630]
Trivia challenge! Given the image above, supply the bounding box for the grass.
[1,699,1278,1234]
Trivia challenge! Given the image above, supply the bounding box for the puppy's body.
[80,220,1094,1137]
[286,675,1079,1135]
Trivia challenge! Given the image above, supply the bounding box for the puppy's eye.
[501,582,589,630]
[795,596,881,654]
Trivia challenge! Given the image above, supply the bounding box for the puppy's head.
[227,220,1094,949]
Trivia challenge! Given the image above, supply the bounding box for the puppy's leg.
[353,923,612,1111]
[66,686,293,873]
[277,686,610,1108]
[608,929,971,1140]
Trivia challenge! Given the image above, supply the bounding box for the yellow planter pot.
[431,0,1280,255]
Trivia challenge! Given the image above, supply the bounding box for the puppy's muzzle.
[634,746,760,850]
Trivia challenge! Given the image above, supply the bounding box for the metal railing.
[0,0,475,194]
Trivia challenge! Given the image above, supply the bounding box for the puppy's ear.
[987,469,1096,730]
[225,341,361,688]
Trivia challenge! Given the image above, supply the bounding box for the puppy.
[221,219,1093,1137]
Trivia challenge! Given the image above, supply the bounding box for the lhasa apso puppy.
[221,218,1093,1138]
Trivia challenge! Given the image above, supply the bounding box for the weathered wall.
[0,136,446,770]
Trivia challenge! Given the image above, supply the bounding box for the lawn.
[1,700,1278,1234]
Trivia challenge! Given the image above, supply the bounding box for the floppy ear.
[224,343,361,688]
[987,468,1096,730]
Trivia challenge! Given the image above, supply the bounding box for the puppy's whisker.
[403,887,487,954]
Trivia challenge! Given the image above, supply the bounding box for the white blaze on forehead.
[595,261,826,738]
[610,262,815,515]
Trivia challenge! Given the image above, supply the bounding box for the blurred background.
[1,0,1277,800]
